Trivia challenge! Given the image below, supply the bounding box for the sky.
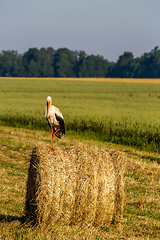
[1,0,160,62]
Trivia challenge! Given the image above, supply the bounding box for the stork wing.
[55,113,65,134]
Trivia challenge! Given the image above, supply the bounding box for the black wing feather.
[55,113,65,135]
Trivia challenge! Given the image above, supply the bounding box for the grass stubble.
[0,126,160,239]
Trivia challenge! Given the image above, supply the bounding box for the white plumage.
[45,96,65,151]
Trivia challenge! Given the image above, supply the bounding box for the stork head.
[46,96,52,114]
[46,96,52,103]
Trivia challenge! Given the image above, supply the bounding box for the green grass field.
[0,78,160,239]
[1,78,160,152]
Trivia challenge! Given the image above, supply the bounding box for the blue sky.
[1,0,160,61]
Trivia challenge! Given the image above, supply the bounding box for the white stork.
[44,96,65,151]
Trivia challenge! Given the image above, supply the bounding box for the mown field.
[0,77,160,239]
[0,126,160,239]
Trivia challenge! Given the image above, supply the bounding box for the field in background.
[2,77,160,83]
[1,77,160,152]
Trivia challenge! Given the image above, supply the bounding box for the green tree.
[46,47,55,77]
[53,48,77,77]
[94,55,110,77]
[37,47,55,77]
[111,51,134,78]
[23,48,39,76]
[28,59,39,77]
[133,47,160,78]
[12,54,26,77]
[79,55,109,77]
[76,51,86,77]
[38,48,49,77]
[0,50,17,77]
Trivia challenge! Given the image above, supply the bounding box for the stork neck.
[47,102,50,114]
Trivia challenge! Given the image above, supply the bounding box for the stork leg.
[50,126,60,151]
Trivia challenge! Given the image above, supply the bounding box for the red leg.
[50,126,60,151]
[51,126,55,151]
[54,128,60,134]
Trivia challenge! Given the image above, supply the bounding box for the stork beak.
[47,102,50,114]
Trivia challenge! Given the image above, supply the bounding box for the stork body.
[45,96,65,151]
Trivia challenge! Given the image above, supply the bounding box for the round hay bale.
[25,144,124,228]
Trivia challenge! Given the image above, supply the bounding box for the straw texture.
[25,144,124,228]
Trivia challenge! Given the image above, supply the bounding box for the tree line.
[0,46,160,78]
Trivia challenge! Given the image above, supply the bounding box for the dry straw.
[25,143,124,228]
